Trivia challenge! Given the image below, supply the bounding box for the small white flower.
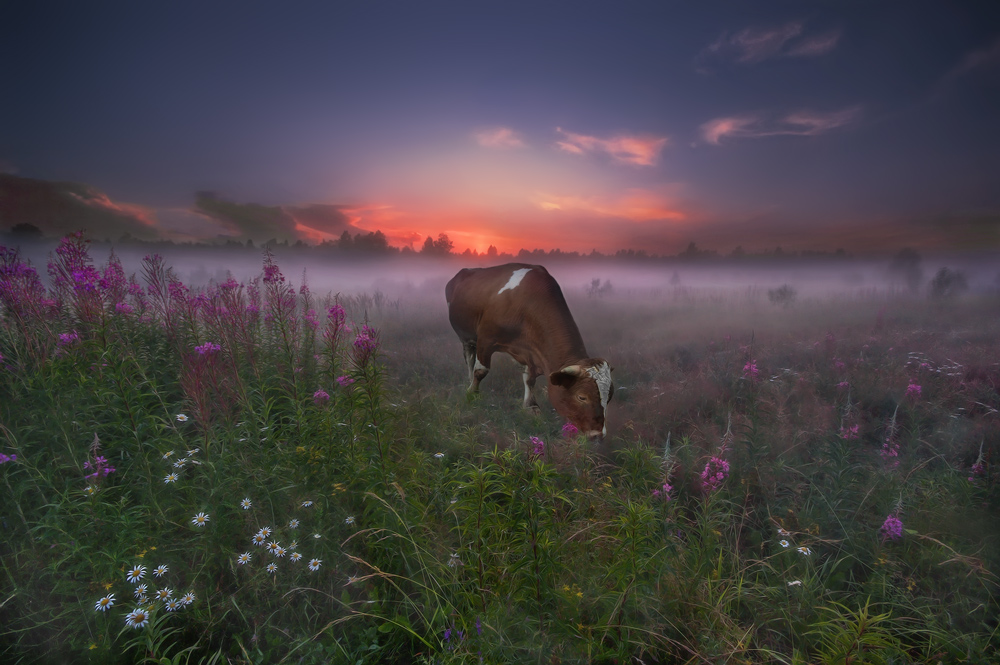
[153,565,168,578]
[156,588,172,601]
[797,546,812,556]
[95,594,115,612]
[301,500,313,508]
[267,541,281,555]
[308,558,322,571]
[175,414,188,422]
[240,498,252,510]
[779,540,790,548]
[84,485,97,496]
[125,608,150,628]
[134,584,147,599]
[447,553,462,568]
[347,575,358,585]
[162,450,175,460]
[312,533,322,539]
[434,452,445,459]
[186,448,199,456]
[290,552,303,562]
[259,526,272,537]
[164,598,181,612]
[179,592,195,606]
[288,518,299,529]
[191,512,210,527]
[237,552,251,565]
[252,533,266,546]
[288,540,298,550]
[345,516,355,526]
[787,580,802,587]
[164,473,178,484]
[266,563,278,574]
[126,565,146,583]
[275,546,287,558]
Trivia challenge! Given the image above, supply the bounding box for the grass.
[1,236,998,663]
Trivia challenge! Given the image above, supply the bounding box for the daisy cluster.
[776,526,813,558]
[160,443,202,485]
[95,563,196,629]
[238,498,324,576]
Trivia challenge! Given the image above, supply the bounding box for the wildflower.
[84,485,97,496]
[345,515,355,526]
[275,546,287,558]
[58,331,80,346]
[153,565,168,578]
[312,533,321,539]
[313,389,330,405]
[0,452,17,464]
[836,381,849,390]
[179,592,195,605]
[308,558,322,571]
[175,414,189,422]
[434,452,445,459]
[880,514,904,541]
[124,609,149,629]
[448,552,462,568]
[290,552,302,562]
[288,540,298,550]
[839,424,859,440]
[237,552,251,565]
[301,500,313,508]
[561,421,579,437]
[779,540,790,548]
[267,541,281,555]
[700,455,730,493]
[161,451,174,460]
[267,563,278,574]
[133,584,147,599]
[336,375,355,387]
[172,458,188,468]
[651,482,673,501]
[259,526,272,537]
[288,518,299,529]
[164,599,180,612]
[252,533,266,546]
[186,448,199,456]
[743,360,759,381]
[787,580,802,587]
[530,436,545,456]
[347,576,358,585]
[797,546,812,556]
[194,342,221,355]
[94,594,115,612]
[126,565,146,583]
[191,512,209,527]
[164,473,178,484]
[156,588,172,601]
[240,498,252,510]
[905,382,922,399]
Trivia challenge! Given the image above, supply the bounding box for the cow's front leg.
[522,366,540,412]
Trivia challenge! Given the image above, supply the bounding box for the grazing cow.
[445,263,613,438]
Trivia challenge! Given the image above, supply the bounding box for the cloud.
[532,187,688,222]
[555,128,669,166]
[701,107,861,144]
[949,36,1000,78]
[699,21,839,68]
[474,127,525,149]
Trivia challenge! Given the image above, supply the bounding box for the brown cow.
[445,263,613,438]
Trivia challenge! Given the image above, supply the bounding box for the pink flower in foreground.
[530,436,545,456]
[839,424,859,440]
[905,382,921,399]
[700,455,730,493]
[880,514,903,541]
[651,482,673,501]
[743,361,759,381]
[335,375,354,387]
[313,389,330,405]
[561,422,579,437]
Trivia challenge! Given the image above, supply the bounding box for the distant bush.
[768,284,797,307]
[929,267,968,299]
[586,277,613,297]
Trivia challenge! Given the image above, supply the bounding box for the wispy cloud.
[698,21,840,69]
[554,128,668,166]
[474,126,525,149]
[701,107,861,145]
[949,36,1000,77]
[533,187,687,222]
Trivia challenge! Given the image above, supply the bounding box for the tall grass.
[1,235,998,663]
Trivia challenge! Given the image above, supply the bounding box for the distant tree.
[487,245,498,258]
[587,278,613,298]
[889,248,923,292]
[9,222,43,238]
[246,239,255,248]
[730,245,745,258]
[338,230,354,250]
[768,284,798,307]
[421,233,454,256]
[353,230,390,252]
[929,267,968,299]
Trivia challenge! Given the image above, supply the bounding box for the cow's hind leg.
[471,347,491,392]
[462,340,477,389]
[522,366,540,412]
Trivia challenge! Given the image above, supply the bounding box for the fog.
[5,236,999,310]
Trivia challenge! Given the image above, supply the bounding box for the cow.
[445,263,613,438]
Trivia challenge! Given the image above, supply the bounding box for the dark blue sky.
[2,1,998,253]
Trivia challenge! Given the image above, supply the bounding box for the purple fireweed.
[880,514,904,541]
[351,325,380,368]
[58,331,80,346]
[837,381,850,390]
[336,375,355,387]
[0,453,16,464]
[969,460,985,482]
[905,382,922,399]
[561,421,579,437]
[530,436,545,456]
[84,455,116,481]
[194,342,221,355]
[304,308,319,330]
[743,361,759,382]
[880,440,900,469]
[839,424,859,440]
[700,455,730,493]
[651,482,673,500]
[313,389,330,404]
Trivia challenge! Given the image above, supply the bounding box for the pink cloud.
[532,187,687,222]
[555,128,668,166]
[699,21,839,68]
[701,107,861,144]
[786,30,841,57]
[474,127,525,149]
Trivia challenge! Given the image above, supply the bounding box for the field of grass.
[1,234,998,663]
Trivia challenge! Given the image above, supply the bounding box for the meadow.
[1,234,998,664]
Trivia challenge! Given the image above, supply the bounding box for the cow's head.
[548,359,614,439]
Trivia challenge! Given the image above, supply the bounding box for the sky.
[1,1,999,255]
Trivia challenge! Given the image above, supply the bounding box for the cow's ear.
[549,367,580,387]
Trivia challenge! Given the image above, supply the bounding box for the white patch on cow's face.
[497,268,532,294]
[586,362,612,411]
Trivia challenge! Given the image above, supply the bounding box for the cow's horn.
[559,365,583,376]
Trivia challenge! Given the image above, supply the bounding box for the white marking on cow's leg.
[471,357,489,391]
[497,268,532,294]
[463,341,477,385]
[522,367,538,409]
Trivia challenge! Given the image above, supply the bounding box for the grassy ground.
[1,237,998,663]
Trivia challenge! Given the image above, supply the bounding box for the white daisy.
[237,552,251,565]
[175,414,188,422]
[94,594,115,612]
[267,541,281,555]
[345,516,355,526]
[156,588,172,601]
[191,512,209,527]
[252,533,266,546]
[164,598,180,612]
[434,452,445,459]
[797,546,812,556]
[266,563,277,574]
[133,584,147,599]
[126,565,146,583]
[162,450,174,460]
[153,565,168,578]
[290,552,303,562]
[179,592,195,605]
[164,473,178,484]
[125,608,149,628]
[779,540,790,548]
[301,500,313,508]
[308,558,322,571]
[288,518,299,529]
[240,498,252,510]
